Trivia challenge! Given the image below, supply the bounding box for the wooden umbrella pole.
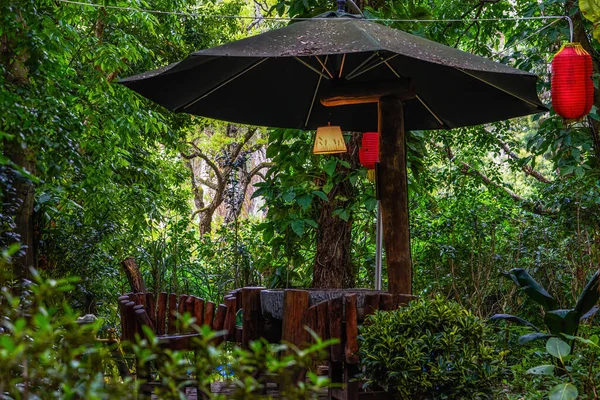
[321,80,414,295]
[378,96,411,295]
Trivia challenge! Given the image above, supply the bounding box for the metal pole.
[375,200,383,290]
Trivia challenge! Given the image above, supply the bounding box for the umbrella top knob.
[337,0,346,13]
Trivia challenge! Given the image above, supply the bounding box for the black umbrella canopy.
[120,12,547,131]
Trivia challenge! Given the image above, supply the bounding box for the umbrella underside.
[120,16,546,131]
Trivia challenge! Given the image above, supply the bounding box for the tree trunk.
[312,134,360,288]
[1,26,36,286]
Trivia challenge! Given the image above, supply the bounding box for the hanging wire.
[494,18,564,58]
[55,0,574,36]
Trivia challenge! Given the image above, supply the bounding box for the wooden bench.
[117,292,230,345]
[117,292,232,398]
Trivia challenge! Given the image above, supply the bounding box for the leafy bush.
[0,271,332,399]
[358,297,505,399]
[491,268,599,344]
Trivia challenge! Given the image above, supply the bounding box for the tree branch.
[249,162,274,179]
[182,144,224,190]
[431,141,555,216]
[230,127,258,162]
[196,177,218,191]
[498,140,552,184]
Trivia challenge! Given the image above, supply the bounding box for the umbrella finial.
[337,0,346,13]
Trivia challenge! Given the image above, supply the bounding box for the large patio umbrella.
[120,10,547,295]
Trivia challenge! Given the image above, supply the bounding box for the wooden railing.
[118,288,414,399]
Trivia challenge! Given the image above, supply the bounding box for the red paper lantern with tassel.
[551,43,594,120]
[359,132,379,169]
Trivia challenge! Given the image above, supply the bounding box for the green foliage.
[491,268,599,342]
[580,0,600,42]
[358,297,505,399]
[0,271,333,399]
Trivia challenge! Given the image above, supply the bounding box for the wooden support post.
[281,289,309,348]
[204,301,216,329]
[135,292,146,307]
[328,297,344,363]
[315,300,329,343]
[364,293,380,319]
[394,293,416,308]
[224,296,237,341]
[305,305,317,343]
[167,293,177,334]
[379,96,412,295]
[379,293,395,311]
[118,297,130,341]
[145,292,156,327]
[344,364,360,400]
[121,257,146,293]
[135,308,155,338]
[193,297,204,328]
[124,301,138,341]
[213,304,227,344]
[242,287,264,348]
[156,292,167,335]
[344,294,359,365]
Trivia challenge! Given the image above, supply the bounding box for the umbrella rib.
[338,54,346,78]
[344,52,378,80]
[378,57,446,128]
[305,56,328,128]
[180,58,268,111]
[314,56,334,79]
[347,54,399,80]
[455,68,542,108]
[415,95,446,127]
[294,57,331,80]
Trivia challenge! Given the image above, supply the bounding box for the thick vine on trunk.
[312,134,361,288]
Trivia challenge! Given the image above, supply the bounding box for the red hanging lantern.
[359,132,379,169]
[551,43,594,120]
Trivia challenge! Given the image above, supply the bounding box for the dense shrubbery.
[359,297,505,399]
[0,272,331,399]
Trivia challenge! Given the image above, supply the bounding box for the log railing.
[118,288,414,399]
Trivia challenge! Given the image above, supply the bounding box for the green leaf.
[574,271,599,319]
[338,160,351,168]
[526,365,555,375]
[338,209,349,221]
[546,337,571,360]
[580,0,600,41]
[291,219,305,236]
[324,158,337,176]
[262,225,274,243]
[510,268,558,310]
[304,218,318,228]
[282,191,296,203]
[296,194,312,210]
[544,309,580,335]
[312,191,329,202]
[489,314,539,331]
[266,144,278,158]
[548,383,578,400]
[365,197,377,211]
[519,332,553,345]
[349,173,358,186]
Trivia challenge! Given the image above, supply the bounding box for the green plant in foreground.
[358,296,505,400]
[526,334,600,400]
[490,268,599,345]
[0,271,333,399]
